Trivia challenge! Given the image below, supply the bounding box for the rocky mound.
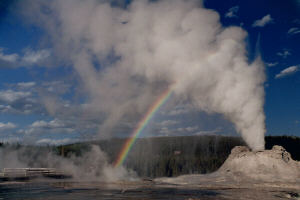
[218,145,300,182]
[155,145,300,187]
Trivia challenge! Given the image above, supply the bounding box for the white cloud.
[176,126,199,133]
[0,48,19,63]
[0,105,13,113]
[0,80,72,117]
[21,118,77,136]
[195,128,221,136]
[287,27,300,36]
[225,6,239,18]
[275,66,299,79]
[17,82,36,88]
[167,105,192,116]
[158,126,199,136]
[0,90,31,103]
[0,47,50,68]
[157,125,200,136]
[252,14,273,27]
[30,119,66,129]
[158,119,178,127]
[30,120,48,128]
[266,62,278,67]
[277,49,291,58]
[0,122,17,130]
[0,87,44,115]
[36,138,75,145]
[46,119,66,128]
[159,127,171,135]
[22,49,50,65]
[0,80,100,137]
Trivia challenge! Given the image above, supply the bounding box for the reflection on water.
[0,182,220,200]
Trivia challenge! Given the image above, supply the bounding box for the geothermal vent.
[219,145,300,182]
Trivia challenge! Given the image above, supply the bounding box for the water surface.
[0,181,298,200]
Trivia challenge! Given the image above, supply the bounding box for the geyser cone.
[219,145,300,182]
[155,145,300,189]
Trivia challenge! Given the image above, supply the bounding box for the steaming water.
[0,181,297,200]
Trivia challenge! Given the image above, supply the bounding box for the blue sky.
[0,0,299,145]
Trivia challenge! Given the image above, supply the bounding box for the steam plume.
[20,0,265,150]
[0,145,134,181]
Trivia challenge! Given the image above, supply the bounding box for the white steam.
[21,0,265,150]
[0,145,135,182]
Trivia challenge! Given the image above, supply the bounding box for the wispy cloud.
[277,49,291,58]
[0,86,43,115]
[0,49,18,62]
[266,62,278,67]
[158,125,200,136]
[166,105,193,116]
[0,47,50,68]
[252,14,273,27]
[0,80,75,116]
[0,90,31,103]
[22,49,50,65]
[0,122,17,130]
[30,119,66,129]
[287,27,300,36]
[176,126,199,133]
[225,6,239,18]
[17,82,36,88]
[195,128,222,136]
[158,119,179,127]
[0,79,101,141]
[275,66,299,79]
[21,118,75,135]
[36,138,76,145]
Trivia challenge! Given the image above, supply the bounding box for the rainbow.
[113,87,173,167]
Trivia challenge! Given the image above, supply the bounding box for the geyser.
[21,0,266,150]
[155,145,300,186]
[219,145,300,182]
